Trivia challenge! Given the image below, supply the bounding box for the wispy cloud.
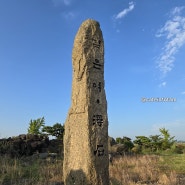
[159,81,166,87]
[156,6,185,76]
[52,0,72,6]
[61,11,76,20]
[171,6,185,15]
[181,91,185,95]
[151,120,185,140]
[114,1,135,20]
[152,121,182,133]
[52,0,76,20]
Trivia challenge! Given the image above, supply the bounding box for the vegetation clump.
[27,117,64,140]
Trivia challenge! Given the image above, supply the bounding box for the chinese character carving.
[93,59,102,70]
[93,115,103,126]
[93,83,96,88]
[98,82,101,92]
[92,39,101,48]
[94,145,104,156]
[93,82,102,92]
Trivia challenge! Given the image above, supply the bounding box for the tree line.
[115,128,180,154]
[28,117,185,154]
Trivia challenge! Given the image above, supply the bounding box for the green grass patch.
[159,154,185,174]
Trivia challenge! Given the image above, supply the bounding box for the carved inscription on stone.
[93,82,102,92]
[93,59,102,70]
[93,115,103,127]
[94,144,104,156]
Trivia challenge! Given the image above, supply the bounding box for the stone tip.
[81,19,100,27]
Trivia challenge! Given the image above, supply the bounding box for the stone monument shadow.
[66,169,88,185]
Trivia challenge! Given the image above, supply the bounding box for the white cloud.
[62,11,76,20]
[156,6,185,76]
[115,1,135,20]
[181,91,185,95]
[52,0,72,6]
[171,6,185,15]
[63,0,72,5]
[159,81,167,87]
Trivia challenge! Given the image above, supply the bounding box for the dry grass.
[0,154,185,185]
[0,155,63,185]
[109,154,180,185]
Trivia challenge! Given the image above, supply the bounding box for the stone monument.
[63,19,109,185]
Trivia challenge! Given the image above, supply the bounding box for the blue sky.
[0,0,185,140]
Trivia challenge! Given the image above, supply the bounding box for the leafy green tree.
[132,128,176,153]
[115,136,134,151]
[27,117,45,135]
[122,137,134,151]
[133,136,151,149]
[149,135,162,151]
[159,128,176,150]
[42,123,64,139]
[116,137,122,144]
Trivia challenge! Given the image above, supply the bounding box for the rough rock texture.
[0,134,49,157]
[63,19,109,185]
[108,136,117,147]
[0,134,62,157]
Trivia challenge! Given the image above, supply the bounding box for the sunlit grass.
[0,154,185,184]
[109,154,178,185]
[159,154,185,174]
[0,155,63,185]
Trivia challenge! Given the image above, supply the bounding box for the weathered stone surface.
[0,134,62,157]
[108,136,117,147]
[63,19,109,185]
[109,144,127,155]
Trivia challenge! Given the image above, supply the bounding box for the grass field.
[159,154,185,174]
[110,154,185,185]
[0,155,63,185]
[0,154,185,185]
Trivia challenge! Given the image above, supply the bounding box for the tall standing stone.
[63,19,109,185]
